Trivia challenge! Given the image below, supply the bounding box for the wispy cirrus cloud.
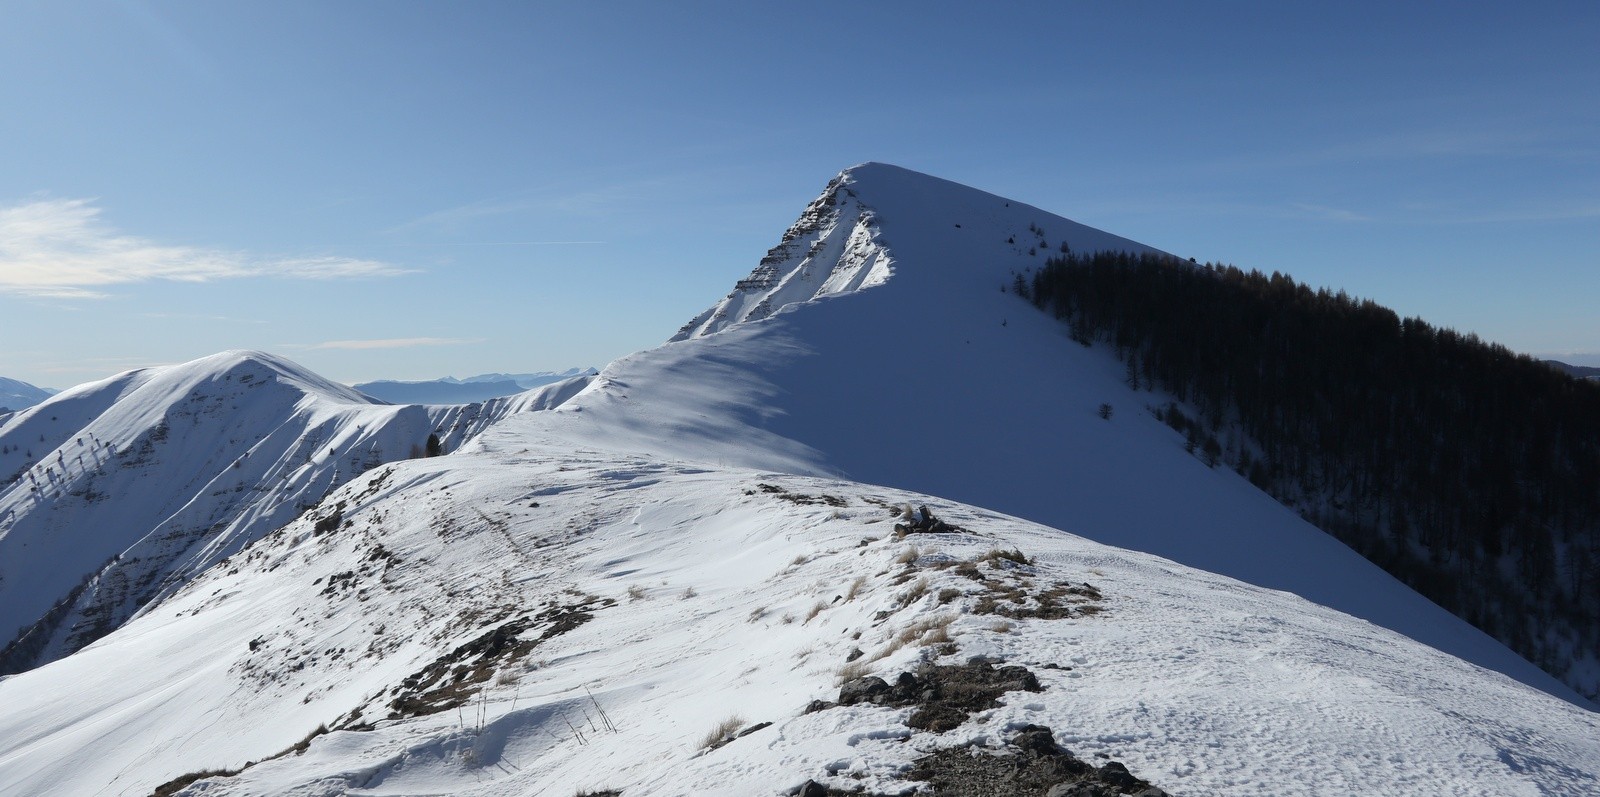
[286,337,483,351]
[0,197,412,299]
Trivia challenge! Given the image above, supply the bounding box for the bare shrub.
[895,545,921,565]
[627,584,647,601]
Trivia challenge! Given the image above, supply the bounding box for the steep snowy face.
[672,162,1159,341]
[0,351,491,674]
[672,172,891,340]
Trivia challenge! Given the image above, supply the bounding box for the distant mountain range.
[353,368,595,404]
[0,377,54,412]
[1547,360,1600,380]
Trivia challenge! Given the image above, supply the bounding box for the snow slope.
[0,351,494,673]
[0,449,1595,796]
[500,163,1585,707]
[0,164,1595,796]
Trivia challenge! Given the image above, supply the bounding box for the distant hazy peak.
[0,376,53,412]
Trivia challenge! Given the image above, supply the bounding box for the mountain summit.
[0,167,1594,796]
[674,163,1157,340]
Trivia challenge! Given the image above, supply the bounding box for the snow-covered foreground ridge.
[0,351,515,674]
[1,453,1595,796]
[0,163,1596,795]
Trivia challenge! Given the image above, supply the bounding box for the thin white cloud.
[0,197,412,298]
[1287,203,1371,223]
[290,337,483,351]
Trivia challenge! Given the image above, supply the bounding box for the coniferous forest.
[1014,251,1600,699]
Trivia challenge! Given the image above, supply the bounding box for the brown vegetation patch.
[386,594,614,719]
[750,482,847,507]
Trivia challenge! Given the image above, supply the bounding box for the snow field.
[4,437,1595,795]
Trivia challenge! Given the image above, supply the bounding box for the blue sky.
[2,1,1596,388]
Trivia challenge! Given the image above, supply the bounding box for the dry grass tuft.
[895,545,921,565]
[894,613,956,648]
[699,715,746,750]
[978,547,1030,567]
[845,575,868,601]
[804,600,828,623]
[897,576,930,607]
[836,659,872,684]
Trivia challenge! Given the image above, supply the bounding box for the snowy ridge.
[354,368,596,405]
[0,453,1595,796]
[0,351,493,673]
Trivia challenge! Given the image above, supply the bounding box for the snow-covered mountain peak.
[180,349,377,405]
[672,162,1159,341]
[0,351,491,676]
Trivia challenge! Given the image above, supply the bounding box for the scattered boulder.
[794,780,829,797]
[895,505,958,535]
[801,660,1169,795]
[821,659,1043,732]
[838,675,892,704]
[908,725,1171,796]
